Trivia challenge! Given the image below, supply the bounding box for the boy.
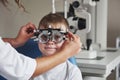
[31,13,83,80]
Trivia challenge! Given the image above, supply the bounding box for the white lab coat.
[0,37,37,80]
[31,60,83,80]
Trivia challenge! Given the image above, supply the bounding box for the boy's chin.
[44,52,55,56]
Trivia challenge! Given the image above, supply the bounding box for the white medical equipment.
[66,0,92,33]
[115,37,120,80]
[51,0,92,34]
[116,37,120,49]
[67,0,100,59]
[67,0,99,34]
[51,0,100,59]
[83,0,97,6]
[67,9,91,33]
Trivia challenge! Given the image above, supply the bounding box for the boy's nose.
[46,40,55,45]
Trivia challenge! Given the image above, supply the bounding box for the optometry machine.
[63,0,100,59]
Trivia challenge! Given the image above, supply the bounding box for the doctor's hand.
[15,22,36,47]
[57,31,82,59]
[3,22,36,48]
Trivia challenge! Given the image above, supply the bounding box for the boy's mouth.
[45,47,56,50]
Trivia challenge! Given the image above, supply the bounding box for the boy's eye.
[38,33,49,43]
[54,35,61,41]
[41,34,48,41]
[53,33,64,43]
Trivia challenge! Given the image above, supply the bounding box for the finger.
[25,23,36,34]
[67,31,77,41]
[26,22,36,29]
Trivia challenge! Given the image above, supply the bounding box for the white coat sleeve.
[0,37,37,80]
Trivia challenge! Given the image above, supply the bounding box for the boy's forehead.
[40,24,67,29]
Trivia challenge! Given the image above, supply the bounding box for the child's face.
[38,40,64,56]
[38,24,67,56]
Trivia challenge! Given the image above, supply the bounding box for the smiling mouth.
[45,47,56,50]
